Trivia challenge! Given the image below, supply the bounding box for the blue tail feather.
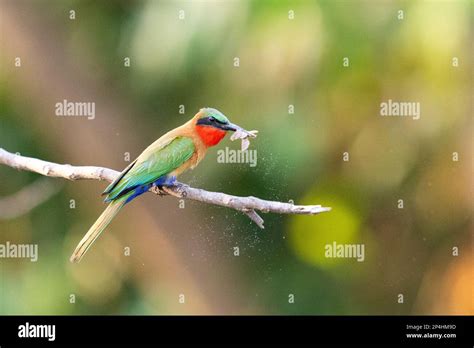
[125,184,152,204]
[105,175,177,205]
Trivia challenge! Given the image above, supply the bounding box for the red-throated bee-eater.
[70,108,247,263]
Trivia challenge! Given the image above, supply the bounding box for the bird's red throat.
[196,125,227,147]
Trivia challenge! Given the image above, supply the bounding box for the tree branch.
[0,148,331,227]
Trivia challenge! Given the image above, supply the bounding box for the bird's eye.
[209,116,216,122]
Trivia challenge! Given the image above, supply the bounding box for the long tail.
[70,197,127,263]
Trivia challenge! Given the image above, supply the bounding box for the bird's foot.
[151,185,168,196]
[152,176,179,196]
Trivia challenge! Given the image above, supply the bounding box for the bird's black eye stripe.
[209,116,226,124]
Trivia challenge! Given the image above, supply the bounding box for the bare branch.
[0,148,331,227]
[242,209,265,229]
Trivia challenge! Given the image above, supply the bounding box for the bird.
[70,107,247,263]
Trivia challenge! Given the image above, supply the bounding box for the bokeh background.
[0,0,472,315]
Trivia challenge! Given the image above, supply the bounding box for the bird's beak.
[220,122,241,132]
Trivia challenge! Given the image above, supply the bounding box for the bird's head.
[194,107,241,146]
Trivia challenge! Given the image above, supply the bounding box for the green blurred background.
[0,0,472,315]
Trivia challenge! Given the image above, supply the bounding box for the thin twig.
[0,148,331,226]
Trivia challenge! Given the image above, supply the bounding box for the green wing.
[104,136,195,201]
